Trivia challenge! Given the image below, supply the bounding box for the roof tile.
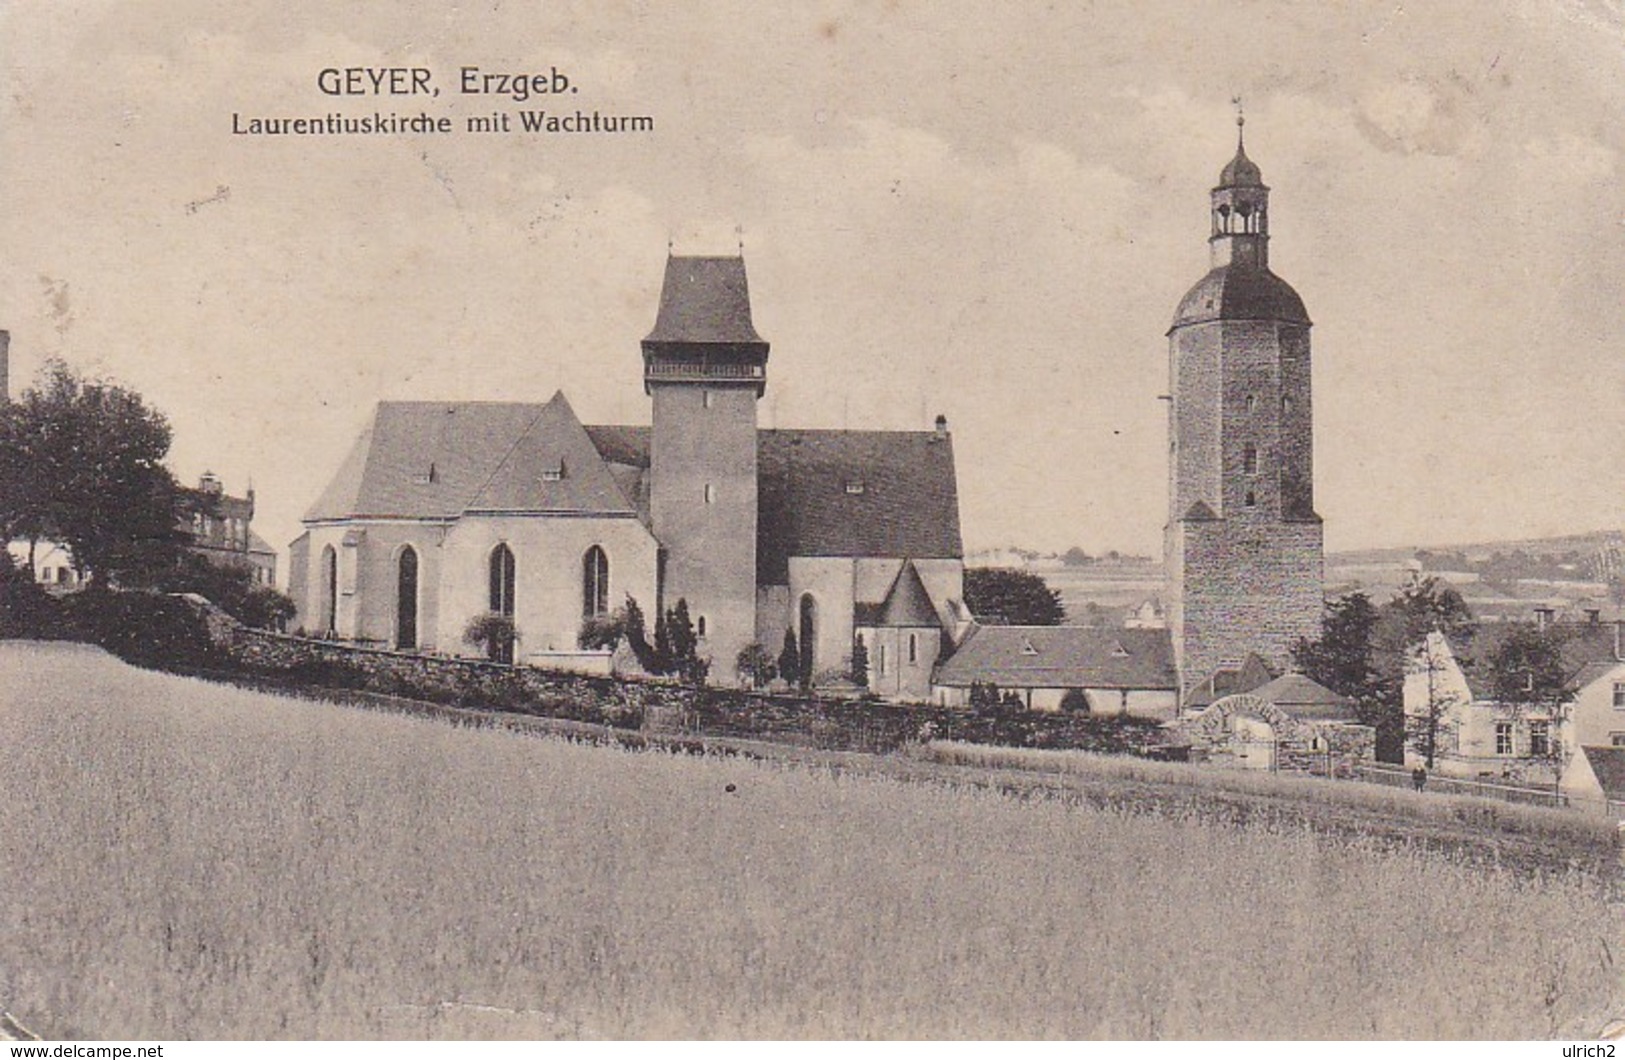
[935,625,1177,690]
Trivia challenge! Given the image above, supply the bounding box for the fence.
[1352,761,1568,809]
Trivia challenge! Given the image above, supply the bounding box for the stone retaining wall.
[214,618,1174,756]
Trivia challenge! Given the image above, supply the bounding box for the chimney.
[934,413,948,440]
[0,329,10,403]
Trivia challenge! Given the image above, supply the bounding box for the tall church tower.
[644,255,769,670]
[1165,119,1324,694]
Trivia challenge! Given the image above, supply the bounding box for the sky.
[3,1,1623,574]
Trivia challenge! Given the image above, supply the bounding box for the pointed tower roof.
[643,255,765,345]
[871,560,941,627]
[1218,119,1264,188]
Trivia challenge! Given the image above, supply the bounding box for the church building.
[1165,119,1325,696]
[287,255,965,693]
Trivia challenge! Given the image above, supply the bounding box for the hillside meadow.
[0,641,1621,1039]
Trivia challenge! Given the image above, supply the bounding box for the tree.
[651,606,675,676]
[1291,580,1475,765]
[1061,547,1094,567]
[778,627,801,689]
[1404,630,1465,770]
[850,634,870,687]
[0,553,59,638]
[964,567,1065,625]
[1484,625,1576,770]
[577,611,625,651]
[1291,591,1402,759]
[463,612,518,664]
[0,360,186,588]
[1060,688,1090,713]
[969,680,1003,714]
[1374,576,1476,768]
[621,595,656,671]
[664,598,708,684]
[167,550,295,630]
[736,642,776,688]
[1292,592,1380,702]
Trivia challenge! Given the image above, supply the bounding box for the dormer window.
[845,480,865,495]
[1020,637,1039,656]
[541,460,565,483]
[413,462,439,485]
[1110,641,1130,659]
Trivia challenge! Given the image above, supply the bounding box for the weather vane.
[1232,95,1245,128]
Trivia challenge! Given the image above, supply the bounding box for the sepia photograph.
[2,0,1624,1042]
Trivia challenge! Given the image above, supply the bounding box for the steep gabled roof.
[1453,621,1625,700]
[757,429,962,582]
[934,626,1176,691]
[464,392,638,515]
[1183,653,1276,709]
[643,256,765,345]
[576,425,962,577]
[305,400,634,522]
[1579,746,1625,802]
[856,560,941,628]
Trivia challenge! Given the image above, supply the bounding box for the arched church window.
[1244,393,1256,413]
[396,546,419,650]
[908,632,918,665]
[1282,394,1292,415]
[1243,445,1259,475]
[320,545,338,635]
[582,546,609,619]
[1244,489,1257,508]
[697,615,707,638]
[489,543,516,617]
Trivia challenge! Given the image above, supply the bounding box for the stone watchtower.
[643,255,770,670]
[1165,120,1324,694]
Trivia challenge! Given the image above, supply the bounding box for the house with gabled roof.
[288,254,966,695]
[1559,744,1625,817]
[1404,617,1625,783]
[931,625,1179,718]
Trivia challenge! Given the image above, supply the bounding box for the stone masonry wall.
[1173,509,1324,686]
[216,622,1176,757]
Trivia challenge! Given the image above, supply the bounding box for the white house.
[1404,620,1625,784]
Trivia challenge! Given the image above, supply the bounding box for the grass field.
[1,641,1622,1039]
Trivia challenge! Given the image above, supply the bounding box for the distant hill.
[1329,529,1624,623]
[1330,529,1624,569]
[975,531,1625,627]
